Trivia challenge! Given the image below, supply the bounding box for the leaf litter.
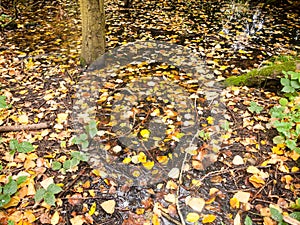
[0,0,300,224]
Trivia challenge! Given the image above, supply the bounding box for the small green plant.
[0,176,27,208]
[248,101,263,114]
[269,70,300,153]
[72,120,98,149]
[52,151,89,171]
[280,70,300,97]
[34,183,62,206]
[9,139,34,154]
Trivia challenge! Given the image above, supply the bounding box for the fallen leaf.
[100,200,116,214]
[168,168,180,179]
[202,214,216,223]
[186,212,200,223]
[70,215,86,225]
[232,155,244,165]
[51,211,60,225]
[186,197,205,212]
[233,191,251,203]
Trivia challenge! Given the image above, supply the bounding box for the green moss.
[223,60,298,87]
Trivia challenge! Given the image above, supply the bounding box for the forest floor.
[0,0,300,224]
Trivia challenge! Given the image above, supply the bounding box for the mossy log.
[223,60,299,87]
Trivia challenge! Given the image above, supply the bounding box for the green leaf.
[0,96,8,108]
[63,158,79,170]
[81,140,89,149]
[34,188,46,202]
[286,139,297,150]
[0,194,11,207]
[52,161,62,170]
[282,86,295,93]
[8,220,14,225]
[279,98,288,106]
[9,139,19,150]
[249,101,263,114]
[244,216,252,225]
[280,78,290,86]
[221,120,230,131]
[290,71,300,80]
[3,177,17,195]
[16,141,34,153]
[44,192,56,206]
[273,136,285,144]
[85,120,98,138]
[290,80,300,89]
[0,164,3,171]
[47,184,62,194]
[289,212,300,221]
[16,176,27,185]
[71,151,89,162]
[270,207,283,222]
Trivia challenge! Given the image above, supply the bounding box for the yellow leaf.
[186,212,200,222]
[132,170,140,177]
[230,197,240,209]
[56,113,68,124]
[140,129,151,139]
[138,152,147,163]
[143,161,154,170]
[51,211,60,225]
[202,214,216,223]
[136,208,145,215]
[89,202,97,216]
[207,116,214,125]
[100,200,116,214]
[3,196,20,208]
[272,145,284,155]
[123,157,132,164]
[152,214,160,225]
[157,156,169,165]
[24,210,36,223]
[249,175,265,188]
[18,114,29,124]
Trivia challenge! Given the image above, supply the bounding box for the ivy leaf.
[85,120,98,138]
[16,176,28,185]
[0,194,11,207]
[289,212,300,221]
[249,101,263,114]
[3,177,17,195]
[71,151,89,162]
[52,161,62,170]
[44,192,56,206]
[34,189,46,202]
[47,184,62,194]
[16,141,34,153]
[9,139,19,151]
[270,207,283,222]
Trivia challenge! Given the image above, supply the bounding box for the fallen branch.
[0,123,50,132]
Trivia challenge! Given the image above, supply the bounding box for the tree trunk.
[79,0,105,66]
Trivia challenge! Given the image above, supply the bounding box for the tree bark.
[79,0,105,66]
